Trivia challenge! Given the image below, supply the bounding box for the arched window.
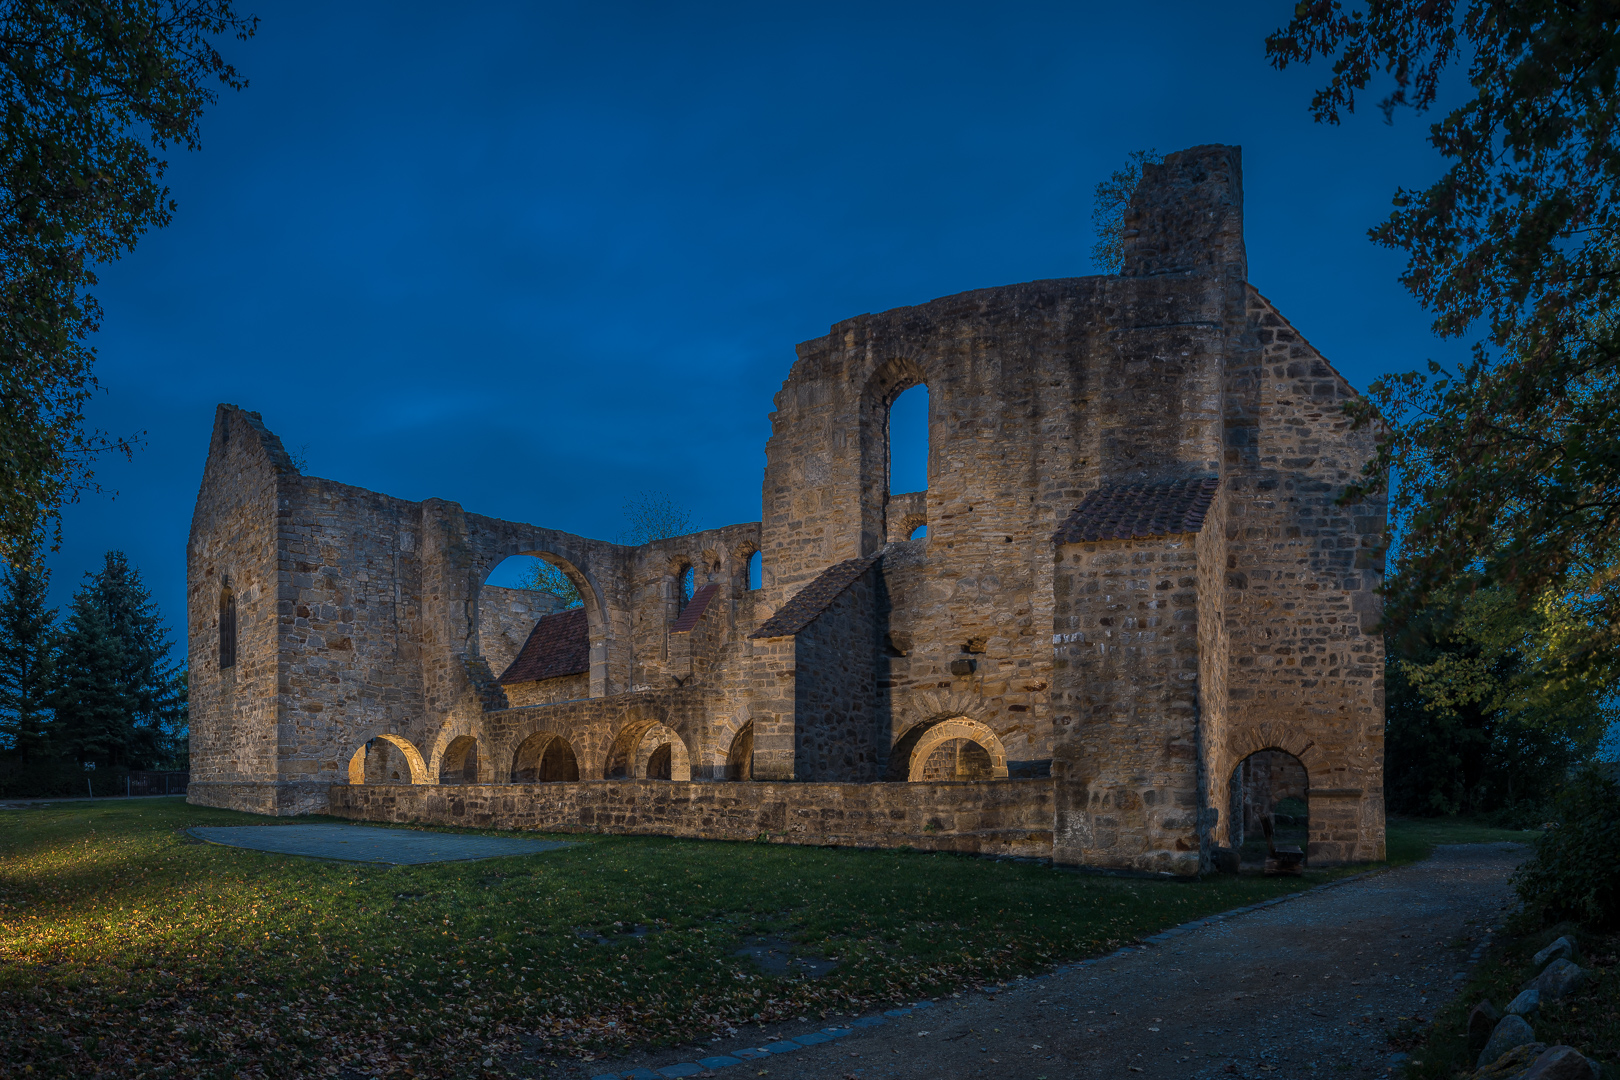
[219,587,237,669]
[747,550,762,591]
[889,383,930,497]
[678,565,696,611]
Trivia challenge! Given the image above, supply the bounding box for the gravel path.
[585,843,1526,1080]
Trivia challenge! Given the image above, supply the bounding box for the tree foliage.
[1385,580,1615,816]
[1513,766,1620,928]
[0,0,256,564]
[516,558,582,610]
[48,551,184,767]
[1089,148,1161,273]
[1266,2,1620,675]
[618,491,692,546]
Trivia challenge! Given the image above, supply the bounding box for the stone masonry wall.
[1050,534,1207,876]
[1213,288,1387,863]
[329,777,1055,858]
[478,585,567,678]
[187,407,294,813]
[791,565,880,781]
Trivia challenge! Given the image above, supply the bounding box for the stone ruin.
[186,145,1386,873]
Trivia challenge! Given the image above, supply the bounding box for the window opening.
[888,383,929,496]
[747,550,762,590]
[679,565,696,610]
[219,588,237,669]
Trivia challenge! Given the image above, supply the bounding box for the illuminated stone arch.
[343,731,428,785]
[895,717,1009,782]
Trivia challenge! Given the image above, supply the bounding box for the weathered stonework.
[187,144,1385,870]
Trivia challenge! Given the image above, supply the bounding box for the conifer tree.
[48,552,183,768]
[0,554,56,759]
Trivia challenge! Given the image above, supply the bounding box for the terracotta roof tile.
[670,582,719,633]
[1053,476,1220,544]
[748,550,884,639]
[497,607,589,684]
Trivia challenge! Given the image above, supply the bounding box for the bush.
[1513,767,1620,928]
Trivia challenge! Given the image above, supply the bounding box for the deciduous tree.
[1267,2,1620,681]
[0,0,256,564]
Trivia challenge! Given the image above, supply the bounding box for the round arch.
[476,541,612,699]
[889,717,1009,782]
[725,721,754,781]
[511,730,580,783]
[631,722,690,780]
[439,735,480,785]
[344,731,429,785]
[858,354,933,555]
[426,716,487,783]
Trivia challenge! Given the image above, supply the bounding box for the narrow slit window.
[219,588,237,669]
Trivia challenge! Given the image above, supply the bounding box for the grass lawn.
[0,799,1526,1080]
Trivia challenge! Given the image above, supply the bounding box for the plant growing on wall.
[1089,149,1161,273]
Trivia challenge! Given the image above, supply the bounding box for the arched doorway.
[510,731,580,782]
[726,722,754,780]
[1229,749,1309,870]
[439,735,480,785]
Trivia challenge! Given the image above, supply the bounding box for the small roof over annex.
[497,607,590,684]
[1052,476,1220,544]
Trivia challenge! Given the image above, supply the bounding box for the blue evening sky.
[49,1,1473,652]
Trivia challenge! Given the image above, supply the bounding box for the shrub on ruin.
[1512,767,1620,929]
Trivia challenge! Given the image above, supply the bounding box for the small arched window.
[219,587,237,669]
[678,565,696,611]
[747,550,762,591]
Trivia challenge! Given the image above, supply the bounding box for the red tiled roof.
[497,607,590,684]
[1053,477,1220,544]
[748,551,884,639]
[670,582,719,633]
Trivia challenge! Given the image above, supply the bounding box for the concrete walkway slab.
[187,824,571,864]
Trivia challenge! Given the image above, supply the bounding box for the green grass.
[1385,815,1540,866]
[0,800,1525,1080]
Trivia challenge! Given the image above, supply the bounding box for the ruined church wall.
[1210,289,1387,863]
[271,474,431,786]
[186,407,291,810]
[503,673,590,708]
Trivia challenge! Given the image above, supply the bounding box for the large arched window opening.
[858,358,931,554]
[480,551,601,703]
[888,383,930,500]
